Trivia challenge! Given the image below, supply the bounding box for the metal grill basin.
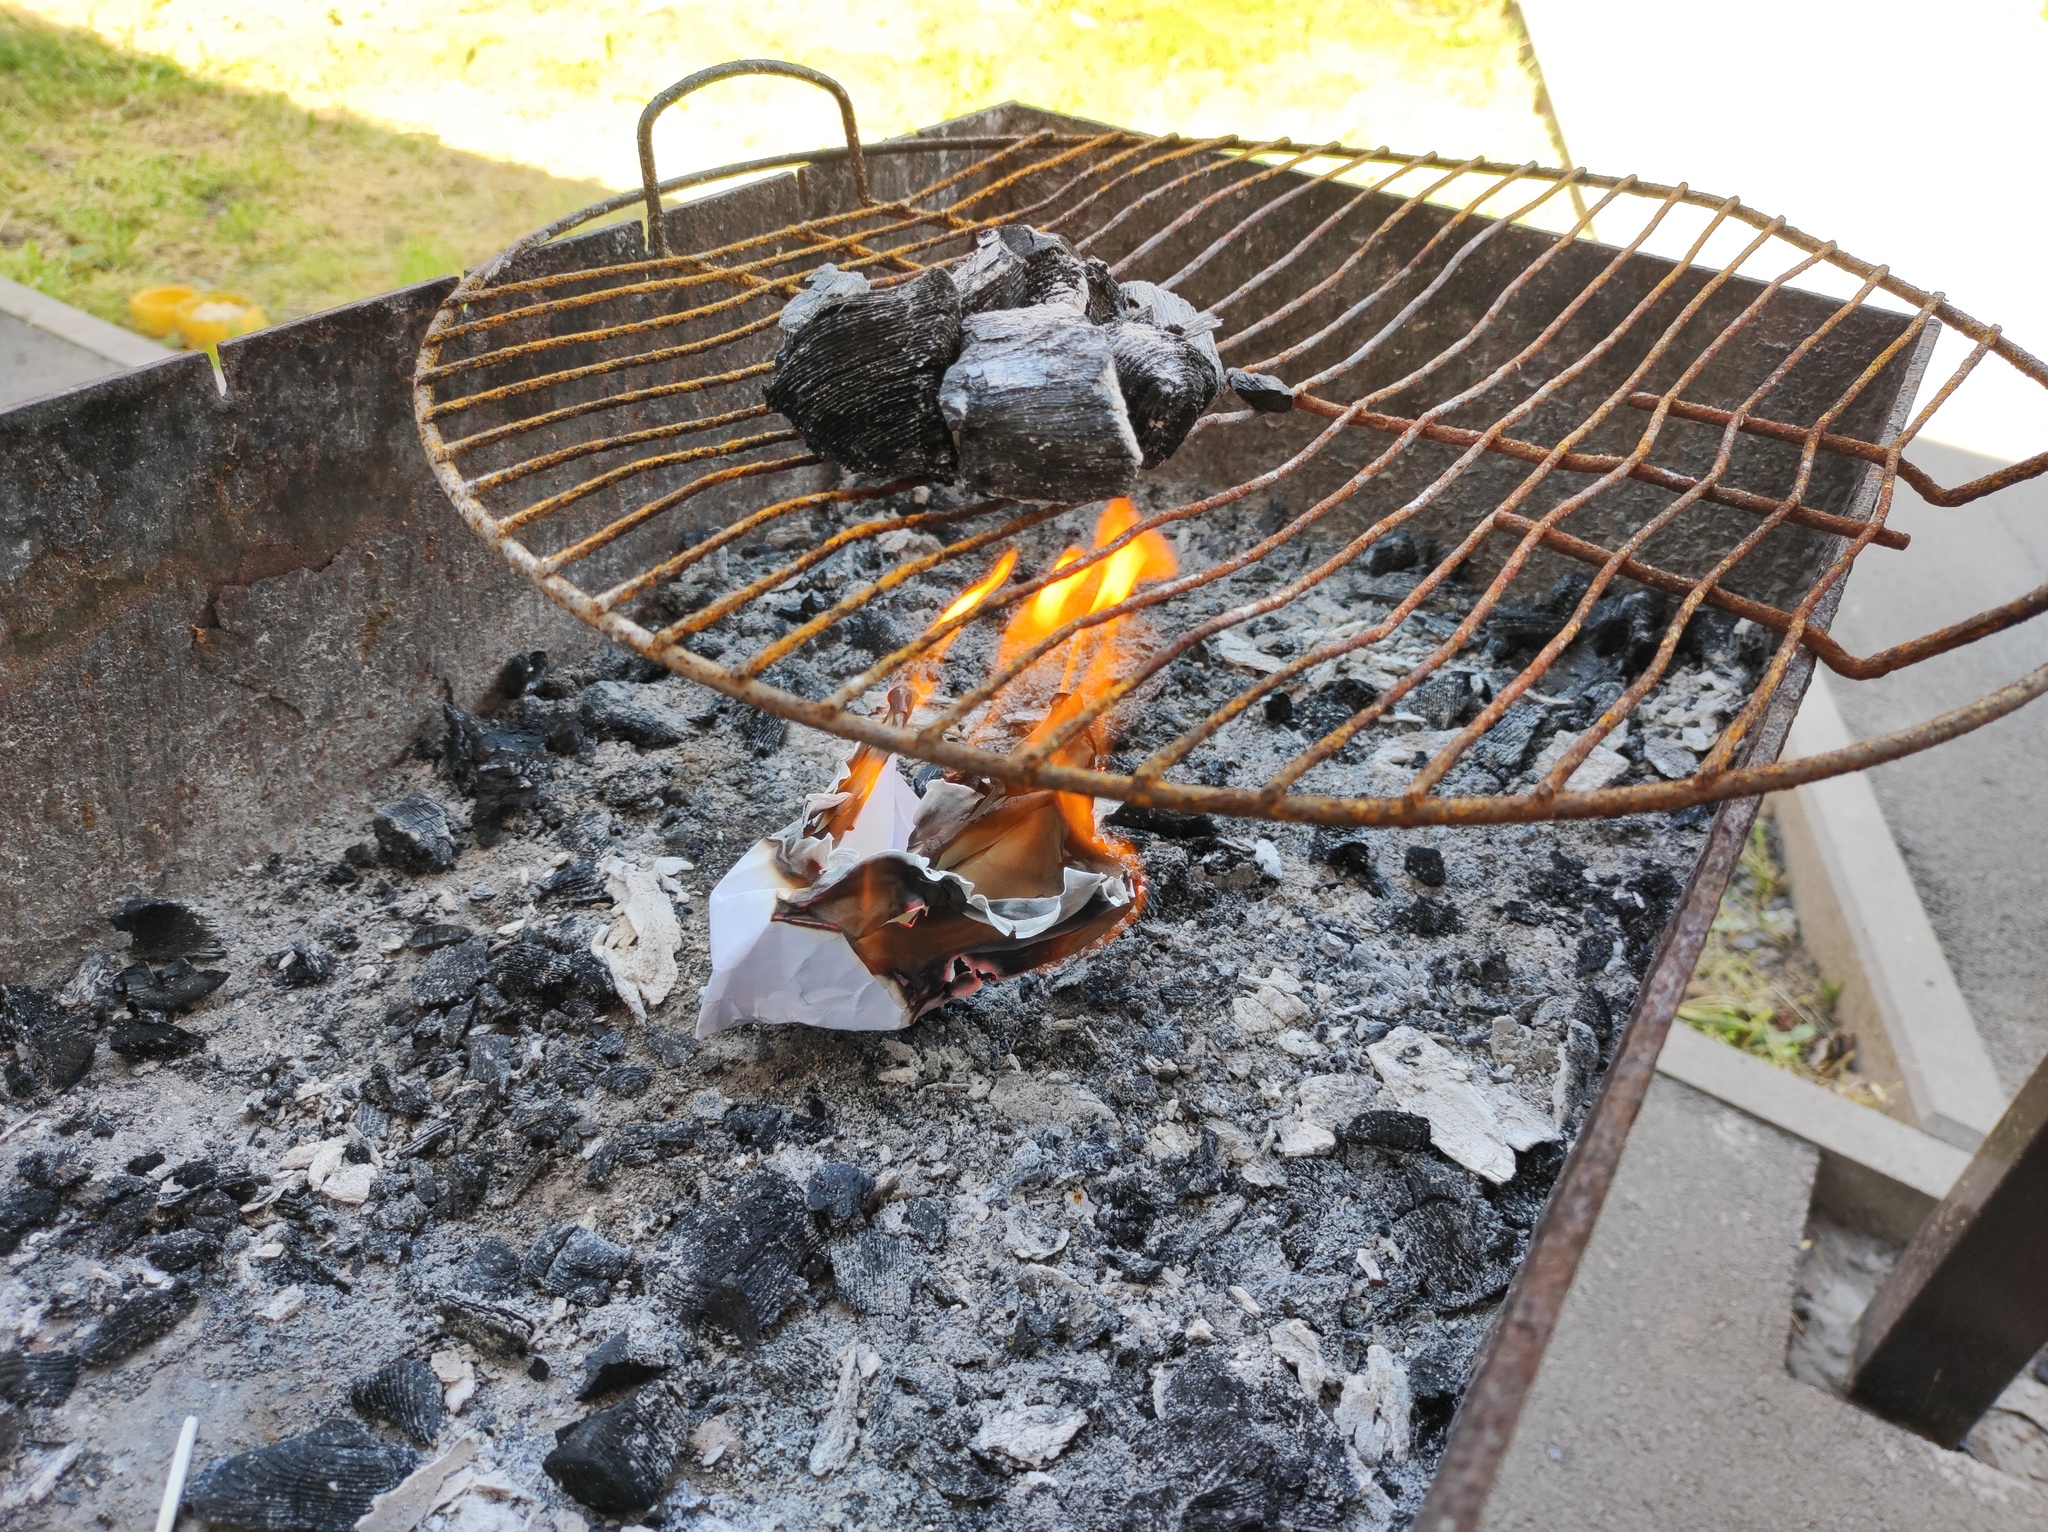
[413,64,2048,833]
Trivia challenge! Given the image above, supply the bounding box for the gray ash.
[0,538,1746,1530]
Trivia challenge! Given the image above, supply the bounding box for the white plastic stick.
[154,1415,199,1532]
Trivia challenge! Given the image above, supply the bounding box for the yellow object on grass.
[172,291,266,349]
[128,283,197,338]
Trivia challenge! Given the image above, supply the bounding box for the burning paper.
[698,501,1177,1035]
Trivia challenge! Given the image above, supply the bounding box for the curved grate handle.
[637,59,870,258]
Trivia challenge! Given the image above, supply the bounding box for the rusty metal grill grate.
[413,62,2048,829]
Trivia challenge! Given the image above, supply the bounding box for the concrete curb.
[1772,672,2007,1150]
[1656,1022,1969,1243]
[0,275,171,369]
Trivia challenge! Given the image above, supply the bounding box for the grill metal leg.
[1848,1048,2048,1445]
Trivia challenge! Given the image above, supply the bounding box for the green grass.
[1680,821,1875,1100]
[0,7,607,331]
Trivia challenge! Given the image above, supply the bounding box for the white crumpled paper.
[696,749,1134,1037]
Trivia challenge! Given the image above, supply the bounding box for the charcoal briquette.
[185,1419,415,1532]
[0,985,93,1093]
[764,265,961,478]
[1226,366,1296,413]
[348,1357,446,1445]
[1116,280,1222,377]
[1120,1350,1357,1532]
[938,305,1142,501]
[116,958,228,1014]
[75,1282,197,1365]
[1104,803,1220,840]
[441,704,551,845]
[542,1380,690,1515]
[1363,531,1424,575]
[577,1327,677,1401]
[411,936,490,1010]
[535,1226,634,1304]
[275,943,335,988]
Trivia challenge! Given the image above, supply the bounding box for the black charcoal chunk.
[1409,668,1487,731]
[1120,1350,1357,1532]
[116,958,228,1014]
[1468,700,1548,777]
[0,1348,81,1407]
[108,1017,203,1060]
[1104,803,1220,840]
[658,1168,821,1344]
[186,1419,415,1532]
[529,1226,633,1305]
[0,986,94,1094]
[1109,320,1222,468]
[954,224,1093,315]
[1117,280,1223,384]
[1227,367,1295,413]
[75,1282,197,1365]
[141,1229,221,1273]
[1404,845,1447,887]
[492,650,549,701]
[1364,531,1425,575]
[938,306,1141,502]
[373,794,459,874]
[579,682,687,750]
[598,1065,651,1098]
[537,860,609,906]
[349,1358,447,1446]
[805,1162,874,1226]
[764,265,962,478]
[542,1381,690,1515]
[1346,1110,1433,1153]
[464,1033,514,1097]
[1397,897,1463,937]
[829,1230,915,1318]
[275,943,335,989]
[411,937,490,1010]
[1316,836,1382,893]
[455,1237,523,1299]
[436,1292,535,1355]
[108,898,214,961]
[578,1328,677,1400]
[404,923,473,952]
[442,704,551,846]
[778,263,870,334]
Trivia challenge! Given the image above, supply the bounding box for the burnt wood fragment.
[658,1167,821,1344]
[74,1282,197,1365]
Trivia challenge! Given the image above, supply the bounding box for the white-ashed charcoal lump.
[938,306,1143,501]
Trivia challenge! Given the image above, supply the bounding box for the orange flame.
[823,546,1016,840]
[825,500,1174,855]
